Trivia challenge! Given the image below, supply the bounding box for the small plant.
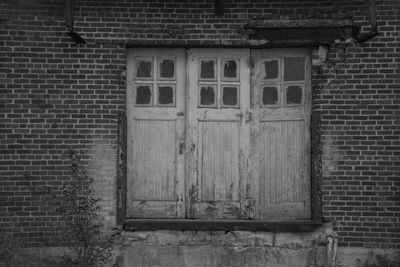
[56,149,113,266]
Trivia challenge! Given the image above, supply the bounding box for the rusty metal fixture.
[353,0,381,43]
[65,0,85,44]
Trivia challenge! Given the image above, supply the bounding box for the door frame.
[118,46,323,230]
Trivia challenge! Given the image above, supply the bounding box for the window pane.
[263,60,278,79]
[158,86,174,105]
[262,86,278,105]
[284,57,305,81]
[200,86,215,106]
[222,86,238,106]
[136,59,152,78]
[159,59,175,78]
[286,85,302,104]
[200,60,215,79]
[136,85,152,105]
[223,60,237,78]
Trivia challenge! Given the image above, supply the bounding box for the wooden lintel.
[247,26,356,45]
[245,19,354,29]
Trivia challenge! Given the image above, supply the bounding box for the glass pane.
[263,60,278,79]
[262,86,278,105]
[136,59,152,78]
[223,60,237,78]
[158,86,174,105]
[200,60,215,79]
[284,57,305,81]
[159,59,174,78]
[200,86,215,106]
[136,85,152,105]
[286,85,302,104]
[222,86,238,106]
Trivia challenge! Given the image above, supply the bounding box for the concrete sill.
[124,219,321,232]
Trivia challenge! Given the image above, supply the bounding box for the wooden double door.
[126,48,311,220]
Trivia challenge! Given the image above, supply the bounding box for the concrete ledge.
[23,243,400,267]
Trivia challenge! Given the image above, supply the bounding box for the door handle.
[245,111,252,123]
[235,112,243,118]
[177,112,184,116]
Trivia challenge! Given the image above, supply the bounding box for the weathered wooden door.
[186,49,251,219]
[250,49,311,220]
[126,48,186,218]
[126,48,311,221]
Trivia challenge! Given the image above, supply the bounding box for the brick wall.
[0,0,399,248]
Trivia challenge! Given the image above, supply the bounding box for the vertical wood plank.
[238,48,253,219]
[312,110,323,224]
[175,51,186,218]
[126,49,134,216]
[116,112,127,225]
[186,49,199,218]
[248,49,261,219]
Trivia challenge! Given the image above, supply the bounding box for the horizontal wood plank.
[124,219,320,232]
[128,201,182,219]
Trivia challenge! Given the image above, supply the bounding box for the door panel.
[251,49,311,220]
[187,48,251,219]
[259,119,308,219]
[126,48,186,218]
[132,119,176,200]
[200,121,240,201]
